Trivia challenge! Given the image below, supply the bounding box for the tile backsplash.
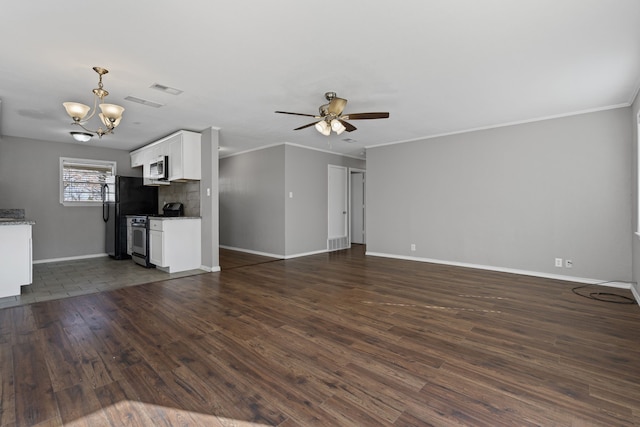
[158,181,200,216]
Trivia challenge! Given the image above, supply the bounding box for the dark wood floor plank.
[10,305,38,345]
[94,380,152,426]
[54,383,110,426]
[63,324,122,389]
[0,343,15,427]
[37,321,84,393]
[12,342,59,427]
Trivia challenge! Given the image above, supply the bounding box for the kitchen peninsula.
[0,209,34,298]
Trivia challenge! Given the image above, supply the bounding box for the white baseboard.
[631,283,640,305]
[33,253,109,265]
[219,245,328,261]
[365,251,635,289]
[200,265,221,272]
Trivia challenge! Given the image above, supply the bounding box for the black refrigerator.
[103,176,158,259]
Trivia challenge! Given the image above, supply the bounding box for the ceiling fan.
[275,92,389,136]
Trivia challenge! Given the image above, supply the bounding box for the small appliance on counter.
[162,202,184,217]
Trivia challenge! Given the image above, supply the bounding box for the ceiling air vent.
[124,96,164,108]
[150,83,183,95]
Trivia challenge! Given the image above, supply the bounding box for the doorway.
[327,165,366,251]
[327,165,349,251]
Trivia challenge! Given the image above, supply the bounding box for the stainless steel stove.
[129,215,154,268]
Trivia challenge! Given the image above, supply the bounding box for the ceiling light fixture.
[70,131,93,142]
[330,119,346,135]
[315,120,331,136]
[63,67,125,141]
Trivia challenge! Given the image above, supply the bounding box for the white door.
[328,165,349,251]
[350,171,365,244]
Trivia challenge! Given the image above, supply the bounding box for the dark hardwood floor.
[1,245,639,426]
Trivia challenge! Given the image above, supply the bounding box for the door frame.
[349,168,366,245]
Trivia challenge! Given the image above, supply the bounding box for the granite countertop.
[148,216,201,221]
[0,209,34,225]
[0,218,35,226]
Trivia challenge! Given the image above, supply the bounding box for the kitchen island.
[0,211,34,298]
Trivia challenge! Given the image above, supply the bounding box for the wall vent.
[124,96,164,108]
[327,237,349,251]
[150,83,183,95]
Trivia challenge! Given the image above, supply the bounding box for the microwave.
[149,155,168,180]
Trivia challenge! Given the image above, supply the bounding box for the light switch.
[289,192,293,198]
[207,188,211,196]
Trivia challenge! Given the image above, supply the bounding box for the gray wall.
[219,143,365,257]
[0,136,138,261]
[219,145,286,255]
[367,108,633,282]
[284,145,365,256]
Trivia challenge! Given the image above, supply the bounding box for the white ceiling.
[1,1,639,159]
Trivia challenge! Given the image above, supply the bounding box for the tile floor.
[0,256,206,309]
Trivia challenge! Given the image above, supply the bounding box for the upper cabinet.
[130,130,201,184]
[168,131,201,181]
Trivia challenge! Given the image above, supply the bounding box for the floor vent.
[327,237,349,251]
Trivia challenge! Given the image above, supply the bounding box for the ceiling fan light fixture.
[70,131,93,142]
[62,67,124,140]
[276,92,389,138]
[331,119,346,135]
[315,120,331,136]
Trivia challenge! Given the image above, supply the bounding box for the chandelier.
[63,67,125,142]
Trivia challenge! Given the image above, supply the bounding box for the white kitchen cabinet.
[130,149,146,168]
[0,223,32,298]
[149,228,163,266]
[148,218,201,273]
[129,130,201,183]
[168,131,201,181]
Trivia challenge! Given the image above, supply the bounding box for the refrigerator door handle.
[102,184,109,222]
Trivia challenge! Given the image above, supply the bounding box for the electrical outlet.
[565,259,573,268]
[555,258,563,267]
[410,244,416,251]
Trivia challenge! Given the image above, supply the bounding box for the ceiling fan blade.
[339,120,357,132]
[293,121,319,130]
[275,111,319,118]
[342,112,389,120]
[327,98,347,115]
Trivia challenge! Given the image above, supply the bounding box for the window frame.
[59,157,117,206]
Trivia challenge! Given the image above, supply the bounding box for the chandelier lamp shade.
[63,67,125,142]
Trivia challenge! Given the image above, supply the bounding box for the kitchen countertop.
[0,218,35,226]
[148,216,201,221]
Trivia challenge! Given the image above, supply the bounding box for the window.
[60,158,117,206]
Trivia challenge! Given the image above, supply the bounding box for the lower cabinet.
[149,218,201,273]
[149,229,164,266]
[0,224,32,298]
